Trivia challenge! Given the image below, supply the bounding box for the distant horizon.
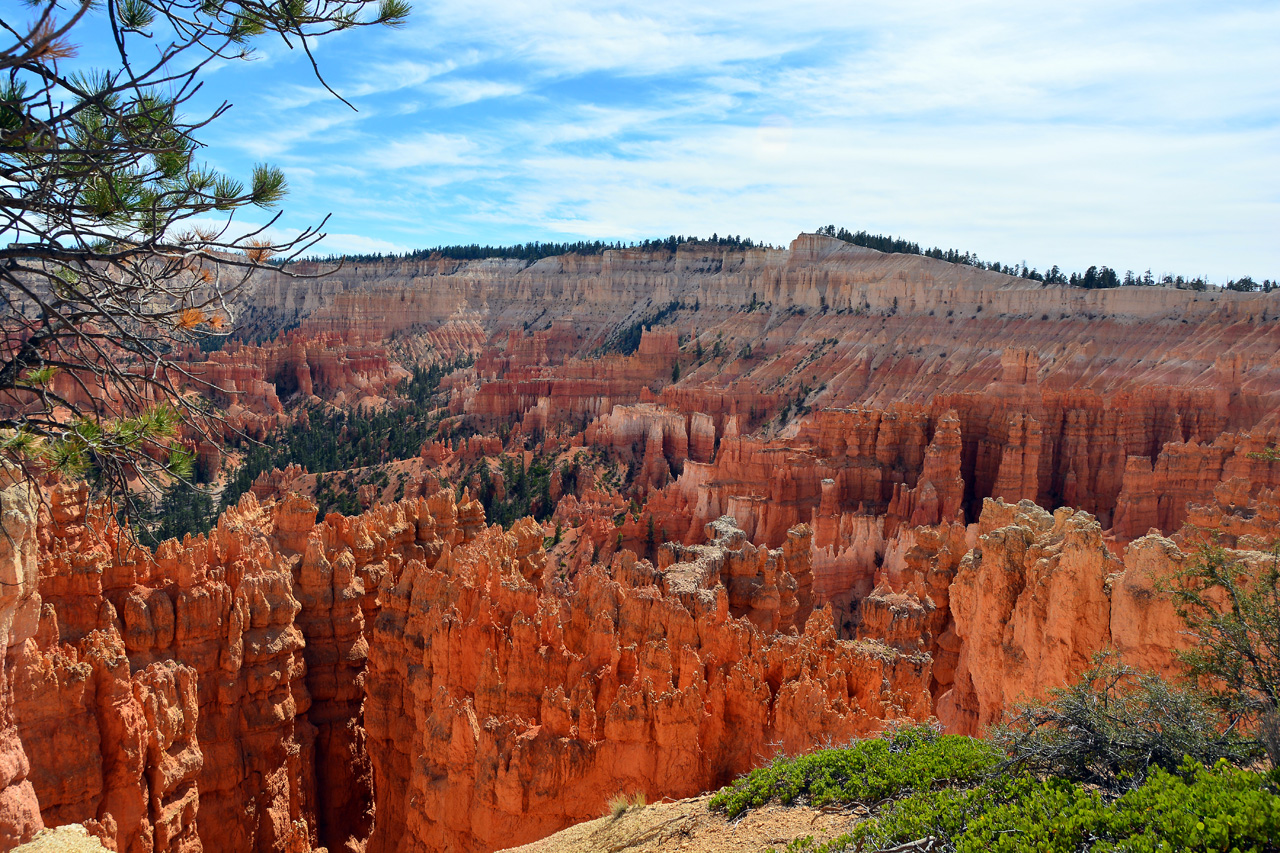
[289,227,1272,289]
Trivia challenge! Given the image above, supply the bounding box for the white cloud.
[310,232,413,256]
[373,134,482,169]
[398,0,800,78]
[226,110,368,160]
[430,78,525,106]
[180,0,1280,279]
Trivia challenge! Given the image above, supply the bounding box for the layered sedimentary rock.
[186,331,412,412]
[932,497,1232,735]
[3,483,934,853]
[936,499,1117,734]
[234,234,1280,559]
[211,238,1280,528]
[245,235,1277,343]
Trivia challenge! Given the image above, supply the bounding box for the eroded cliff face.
[6,477,1245,851]
[11,484,315,853]
[926,496,1265,736]
[936,499,1118,733]
[0,467,45,849]
[225,234,1280,561]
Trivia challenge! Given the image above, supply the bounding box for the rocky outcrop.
[656,518,815,634]
[244,235,1278,342]
[180,330,412,418]
[1,483,937,853]
[1178,481,1280,551]
[7,486,316,853]
[14,824,112,852]
[8,233,1280,853]
[936,499,1117,734]
[932,497,1225,736]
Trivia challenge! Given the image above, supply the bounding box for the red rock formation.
[929,495,1247,736]
[8,232,1280,852]
[936,499,1118,734]
[363,504,930,853]
[8,486,317,853]
[858,522,969,667]
[175,330,411,424]
[585,404,692,495]
[0,467,45,849]
[1178,481,1280,551]
[464,328,681,436]
[0,476,944,853]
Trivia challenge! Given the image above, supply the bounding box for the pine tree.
[1,0,408,503]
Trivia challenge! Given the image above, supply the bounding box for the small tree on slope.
[1170,543,1280,767]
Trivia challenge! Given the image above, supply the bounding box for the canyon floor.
[2,234,1278,853]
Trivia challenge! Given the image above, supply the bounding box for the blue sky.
[99,1,1280,278]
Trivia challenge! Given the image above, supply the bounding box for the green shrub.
[708,725,1000,818]
[994,655,1257,792]
[840,759,1280,853]
[1169,543,1280,767]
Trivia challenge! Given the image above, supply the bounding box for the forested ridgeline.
[816,224,1275,292]
[291,226,1274,292]
[300,233,767,265]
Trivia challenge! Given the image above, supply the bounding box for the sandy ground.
[499,794,867,853]
[14,826,110,853]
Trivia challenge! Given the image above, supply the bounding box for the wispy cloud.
[430,78,525,106]
[165,0,1278,278]
[223,109,369,160]
[375,133,482,169]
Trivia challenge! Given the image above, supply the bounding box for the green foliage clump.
[842,759,1280,853]
[468,454,555,527]
[313,472,362,518]
[708,726,1000,819]
[1169,544,1280,767]
[1,0,409,503]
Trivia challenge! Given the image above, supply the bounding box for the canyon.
[4,234,1279,853]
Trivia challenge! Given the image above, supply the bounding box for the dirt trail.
[499,794,863,853]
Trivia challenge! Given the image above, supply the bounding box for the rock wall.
[5,472,1270,851]
[936,499,1118,734]
[929,497,1234,735]
[10,484,317,853]
[244,236,1278,339]
[6,233,1280,852]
